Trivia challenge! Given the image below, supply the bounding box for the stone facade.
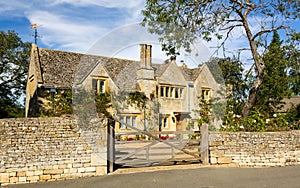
[25,44,221,132]
[209,131,300,167]
[0,117,107,186]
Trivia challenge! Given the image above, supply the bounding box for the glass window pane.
[132,117,136,128]
[166,87,169,97]
[100,80,105,93]
[92,79,97,92]
[181,88,184,98]
[120,117,125,129]
[175,88,179,98]
[160,86,164,97]
[170,87,174,98]
[126,116,131,125]
[163,117,168,128]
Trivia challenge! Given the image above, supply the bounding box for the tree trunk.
[242,76,263,118]
[241,16,265,118]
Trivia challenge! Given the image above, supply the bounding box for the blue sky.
[0,0,299,68]
[0,0,145,52]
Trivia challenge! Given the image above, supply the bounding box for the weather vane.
[31,24,40,45]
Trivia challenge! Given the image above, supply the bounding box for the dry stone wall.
[0,117,107,186]
[209,131,300,167]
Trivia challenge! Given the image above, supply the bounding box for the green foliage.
[0,100,25,118]
[39,89,72,117]
[94,92,112,118]
[128,91,148,108]
[196,99,211,130]
[221,107,299,132]
[142,0,299,57]
[0,30,31,118]
[205,57,246,114]
[285,31,300,95]
[142,0,299,119]
[255,31,291,113]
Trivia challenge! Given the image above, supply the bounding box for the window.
[119,115,137,130]
[159,85,184,99]
[201,88,211,100]
[160,86,165,97]
[92,78,106,94]
[159,115,170,129]
[166,87,170,97]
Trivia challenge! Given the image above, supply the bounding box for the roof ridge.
[38,47,139,62]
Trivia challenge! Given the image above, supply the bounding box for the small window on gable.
[201,88,211,101]
[92,78,107,94]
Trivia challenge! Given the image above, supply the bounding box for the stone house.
[25,44,220,132]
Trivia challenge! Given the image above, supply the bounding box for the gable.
[158,62,187,85]
[29,46,139,90]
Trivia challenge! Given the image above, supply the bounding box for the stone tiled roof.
[279,96,300,112]
[179,66,203,81]
[37,48,84,88]
[32,47,205,90]
[152,63,169,77]
[35,47,139,90]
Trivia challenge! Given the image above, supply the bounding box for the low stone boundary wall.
[209,131,300,167]
[0,117,107,186]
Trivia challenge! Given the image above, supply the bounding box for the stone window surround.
[119,114,137,130]
[158,84,184,99]
[159,114,170,129]
[201,87,211,101]
[91,77,108,94]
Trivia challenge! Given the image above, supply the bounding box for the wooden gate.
[106,118,202,172]
[114,131,201,168]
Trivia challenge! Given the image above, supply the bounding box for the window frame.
[119,115,137,130]
[159,115,170,129]
[158,85,184,99]
[91,77,107,94]
[201,88,211,101]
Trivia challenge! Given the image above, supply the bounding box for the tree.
[255,31,291,113]
[205,57,246,114]
[142,0,299,118]
[0,30,31,118]
[286,31,300,96]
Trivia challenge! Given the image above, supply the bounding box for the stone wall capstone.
[0,117,107,186]
[209,131,300,167]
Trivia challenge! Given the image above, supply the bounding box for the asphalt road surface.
[8,165,300,188]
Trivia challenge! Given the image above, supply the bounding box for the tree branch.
[252,25,289,41]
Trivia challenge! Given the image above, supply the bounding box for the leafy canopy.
[142,0,299,118]
[0,30,31,118]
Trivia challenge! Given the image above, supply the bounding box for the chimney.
[140,44,152,67]
[146,44,152,67]
[180,60,187,68]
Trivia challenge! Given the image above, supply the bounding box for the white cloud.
[52,0,143,9]
[17,0,145,53]
[26,11,108,52]
[0,0,31,15]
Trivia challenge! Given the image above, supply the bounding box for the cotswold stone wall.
[209,131,300,167]
[0,117,107,186]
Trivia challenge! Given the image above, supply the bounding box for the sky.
[0,0,232,67]
[0,0,299,68]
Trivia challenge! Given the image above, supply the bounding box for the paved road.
[8,165,300,188]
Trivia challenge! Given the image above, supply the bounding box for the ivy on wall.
[39,89,72,117]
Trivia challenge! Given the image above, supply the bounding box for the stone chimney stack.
[140,44,152,67]
[137,44,155,97]
[180,60,187,68]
